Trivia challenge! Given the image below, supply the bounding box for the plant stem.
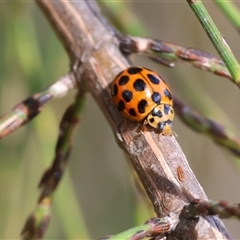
[214,0,240,31]
[187,0,240,85]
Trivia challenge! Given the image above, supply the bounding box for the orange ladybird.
[111,66,174,135]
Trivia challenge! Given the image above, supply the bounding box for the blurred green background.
[1,1,240,239]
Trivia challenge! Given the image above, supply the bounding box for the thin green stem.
[214,0,240,31]
[187,0,240,85]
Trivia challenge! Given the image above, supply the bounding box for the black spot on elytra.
[151,92,161,104]
[147,73,160,84]
[127,67,143,75]
[117,100,125,111]
[164,89,172,100]
[149,118,154,123]
[138,99,148,113]
[129,108,137,116]
[133,79,146,91]
[164,105,171,115]
[152,108,163,118]
[118,75,129,85]
[122,90,133,103]
[112,84,118,96]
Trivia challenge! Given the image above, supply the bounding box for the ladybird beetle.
[111,66,174,135]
